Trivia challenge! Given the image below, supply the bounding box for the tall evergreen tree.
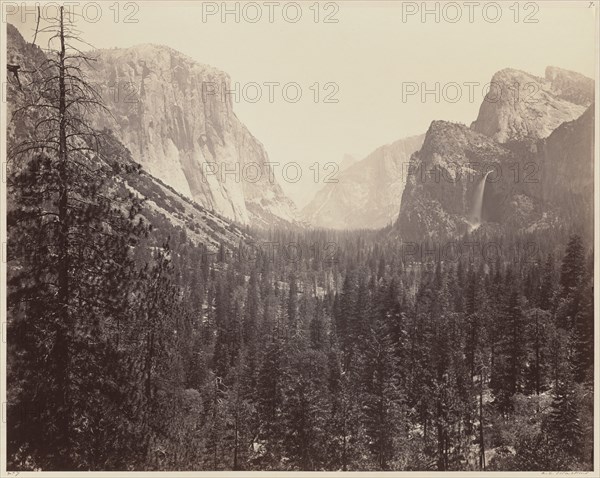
[491,288,525,412]
[7,8,151,469]
[544,371,583,459]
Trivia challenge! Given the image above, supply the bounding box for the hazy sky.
[8,1,597,206]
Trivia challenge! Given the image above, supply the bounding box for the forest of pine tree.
[5,8,595,472]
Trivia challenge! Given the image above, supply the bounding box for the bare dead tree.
[7,6,149,469]
[32,6,41,46]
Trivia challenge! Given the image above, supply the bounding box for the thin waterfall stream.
[469,170,492,230]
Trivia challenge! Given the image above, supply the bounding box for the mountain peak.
[491,67,542,83]
[93,43,226,81]
[471,65,593,143]
[544,65,594,106]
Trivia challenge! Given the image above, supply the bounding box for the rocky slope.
[471,67,593,143]
[396,123,516,241]
[302,134,425,229]
[7,24,299,228]
[83,42,297,227]
[517,104,595,238]
[83,43,299,227]
[6,23,248,251]
[397,66,594,242]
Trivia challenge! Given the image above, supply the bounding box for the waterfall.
[469,171,491,230]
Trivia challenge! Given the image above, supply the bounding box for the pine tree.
[523,308,551,396]
[256,338,284,464]
[282,346,328,469]
[464,266,480,380]
[287,274,298,335]
[572,280,593,382]
[309,299,326,350]
[559,235,585,301]
[360,307,401,470]
[556,235,585,332]
[491,288,525,413]
[7,8,150,469]
[555,235,590,382]
[221,364,255,470]
[325,349,360,470]
[538,253,556,310]
[544,372,583,458]
[243,271,260,345]
[336,273,355,366]
[212,281,230,379]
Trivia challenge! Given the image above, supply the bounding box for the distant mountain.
[471,66,593,143]
[397,66,594,241]
[302,134,425,230]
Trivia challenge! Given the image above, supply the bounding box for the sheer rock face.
[396,122,515,241]
[471,67,593,143]
[397,79,594,242]
[302,134,425,230]
[6,24,249,250]
[7,21,298,228]
[521,104,595,238]
[83,44,298,227]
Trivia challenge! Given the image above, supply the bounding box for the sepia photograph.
[0,0,598,474]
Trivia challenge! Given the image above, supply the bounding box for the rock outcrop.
[396,123,515,240]
[6,23,249,251]
[516,104,595,238]
[84,43,299,227]
[397,66,594,242]
[471,67,593,143]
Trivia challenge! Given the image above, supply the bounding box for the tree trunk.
[233,409,239,470]
[56,6,72,467]
[479,372,485,470]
